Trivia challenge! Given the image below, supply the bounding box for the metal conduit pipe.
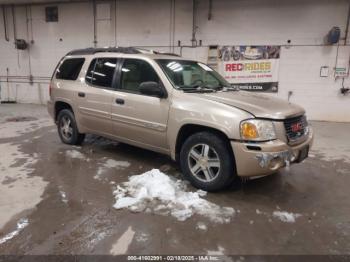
[344,0,350,45]
[92,0,97,47]
[11,4,16,41]
[208,0,212,20]
[191,0,197,47]
[2,5,9,41]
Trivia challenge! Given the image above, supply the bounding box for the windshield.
[156,59,233,92]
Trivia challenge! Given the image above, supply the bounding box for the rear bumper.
[231,127,314,177]
[47,100,54,119]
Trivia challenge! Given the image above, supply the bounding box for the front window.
[119,59,160,94]
[156,59,231,92]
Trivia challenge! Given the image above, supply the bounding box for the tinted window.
[85,58,117,88]
[56,58,85,80]
[120,59,159,93]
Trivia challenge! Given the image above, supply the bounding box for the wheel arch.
[174,124,236,165]
[54,100,74,122]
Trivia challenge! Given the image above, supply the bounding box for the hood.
[202,91,305,120]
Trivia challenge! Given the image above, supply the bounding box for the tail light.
[49,83,52,97]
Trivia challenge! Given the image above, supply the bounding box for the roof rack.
[66,47,180,57]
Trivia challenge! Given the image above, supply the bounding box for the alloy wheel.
[187,143,221,182]
[60,115,73,140]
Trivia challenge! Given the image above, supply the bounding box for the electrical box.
[15,39,28,50]
[325,27,341,45]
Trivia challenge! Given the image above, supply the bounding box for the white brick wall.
[0,0,349,121]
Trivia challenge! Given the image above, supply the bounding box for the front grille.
[284,115,308,143]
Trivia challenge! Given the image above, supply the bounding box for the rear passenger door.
[76,57,117,136]
[110,58,170,152]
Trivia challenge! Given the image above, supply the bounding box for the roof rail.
[152,51,180,57]
[66,47,142,56]
[66,47,181,57]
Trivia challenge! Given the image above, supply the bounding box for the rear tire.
[57,109,85,145]
[179,131,237,191]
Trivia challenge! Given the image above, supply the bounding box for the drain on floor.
[6,116,38,122]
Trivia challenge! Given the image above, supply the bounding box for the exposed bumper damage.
[230,127,314,177]
[255,150,294,169]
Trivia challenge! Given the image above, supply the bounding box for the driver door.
[110,58,170,153]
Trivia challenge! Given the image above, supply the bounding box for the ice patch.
[95,158,130,180]
[59,191,68,204]
[0,118,53,139]
[336,169,350,175]
[311,122,350,164]
[0,143,47,230]
[66,150,85,160]
[0,218,29,245]
[256,209,262,214]
[102,159,130,170]
[113,169,235,223]
[273,211,301,223]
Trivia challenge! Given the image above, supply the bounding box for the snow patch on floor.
[110,226,135,255]
[0,143,47,230]
[273,211,301,223]
[66,150,85,160]
[207,245,225,255]
[113,169,235,223]
[196,222,207,231]
[59,190,68,204]
[0,218,29,245]
[135,232,148,242]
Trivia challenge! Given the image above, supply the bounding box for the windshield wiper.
[178,85,217,93]
[222,86,240,92]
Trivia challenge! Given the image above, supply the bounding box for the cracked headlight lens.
[240,119,276,141]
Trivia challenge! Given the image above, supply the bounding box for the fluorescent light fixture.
[198,63,213,71]
[104,62,116,68]
[167,62,176,67]
[92,71,106,77]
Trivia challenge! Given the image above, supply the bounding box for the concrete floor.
[0,104,349,256]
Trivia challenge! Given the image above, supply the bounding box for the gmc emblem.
[291,122,302,132]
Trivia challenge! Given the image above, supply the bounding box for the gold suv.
[48,47,314,191]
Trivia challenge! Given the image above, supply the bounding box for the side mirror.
[139,81,166,98]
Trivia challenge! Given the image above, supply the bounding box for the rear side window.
[56,58,85,80]
[86,58,117,88]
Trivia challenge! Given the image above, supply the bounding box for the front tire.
[57,109,85,145]
[179,131,237,191]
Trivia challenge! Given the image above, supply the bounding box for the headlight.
[240,119,276,141]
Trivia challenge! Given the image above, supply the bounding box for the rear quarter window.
[56,58,85,80]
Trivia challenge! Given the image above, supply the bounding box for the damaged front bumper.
[230,127,314,177]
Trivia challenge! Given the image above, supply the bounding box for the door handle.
[116,98,125,105]
[78,92,85,97]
